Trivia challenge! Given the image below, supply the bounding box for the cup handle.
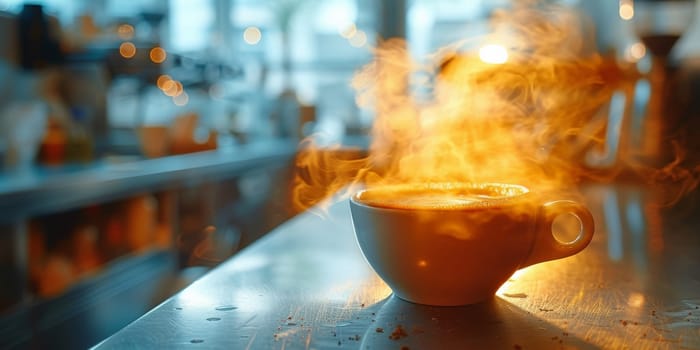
[520,200,595,268]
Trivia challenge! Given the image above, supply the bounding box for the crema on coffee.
[354,183,529,210]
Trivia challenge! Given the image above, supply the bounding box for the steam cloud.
[293,1,700,211]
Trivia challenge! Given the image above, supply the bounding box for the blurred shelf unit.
[0,139,298,348]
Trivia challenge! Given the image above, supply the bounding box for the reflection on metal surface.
[177,282,217,308]
[625,192,645,237]
[664,299,700,329]
[495,268,531,295]
[597,184,660,270]
[645,200,665,253]
[628,292,646,308]
[323,276,391,305]
[361,296,593,349]
[604,188,624,261]
[660,299,700,348]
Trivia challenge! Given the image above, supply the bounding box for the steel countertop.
[94,183,700,349]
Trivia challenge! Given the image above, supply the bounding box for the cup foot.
[392,292,496,307]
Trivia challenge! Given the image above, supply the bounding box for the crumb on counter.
[389,324,408,340]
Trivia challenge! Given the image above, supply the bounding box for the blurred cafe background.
[0,0,699,348]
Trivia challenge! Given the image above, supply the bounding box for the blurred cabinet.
[0,139,297,349]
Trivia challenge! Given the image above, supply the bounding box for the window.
[169,0,215,52]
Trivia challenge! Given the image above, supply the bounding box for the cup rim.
[350,182,532,211]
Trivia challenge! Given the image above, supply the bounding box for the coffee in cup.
[349,182,594,306]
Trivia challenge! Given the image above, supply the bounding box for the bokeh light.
[156,75,172,90]
[149,47,167,64]
[339,23,357,39]
[627,292,645,308]
[173,92,189,106]
[243,26,262,45]
[628,42,646,61]
[119,42,137,59]
[163,80,183,97]
[479,44,508,64]
[619,1,634,20]
[349,30,367,48]
[117,24,135,40]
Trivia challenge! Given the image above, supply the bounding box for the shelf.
[0,248,176,349]
[0,139,298,223]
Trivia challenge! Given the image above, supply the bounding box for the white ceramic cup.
[350,183,594,306]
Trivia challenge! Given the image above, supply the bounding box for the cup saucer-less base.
[349,183,594,307]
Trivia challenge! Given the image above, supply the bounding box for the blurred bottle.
[38,117,67,165]
[17,4,64,70]
[37,71,71,165]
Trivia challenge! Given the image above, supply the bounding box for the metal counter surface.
[94,184,700,349]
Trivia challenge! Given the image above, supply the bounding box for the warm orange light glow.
[163,80,183,97]
[619,1,634,20]
[292,3,622,212]
[510,269,527,281]
[349,30,367,48]
[243,26,262,45]
[172,81,184,96]
[627,292,645,308]
[496,268,532,295]
[117,24,134,40]
[119,42,136,59]
[149,47,167,63]
[156,75,172,90]
[478,44,508,64]
[161,79,174,93]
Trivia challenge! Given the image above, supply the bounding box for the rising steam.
[292,1,699,211]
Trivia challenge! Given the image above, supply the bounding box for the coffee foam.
[354,183,529,210]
